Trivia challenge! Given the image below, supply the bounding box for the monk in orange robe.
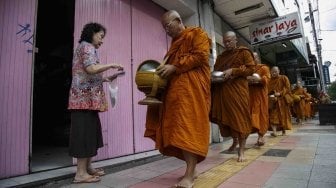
[268,66,292,136]
[211,31,255,162]
[304,88,312,119]
[247,52,270,146]
[145,10,211,188]
[292,81,306,124]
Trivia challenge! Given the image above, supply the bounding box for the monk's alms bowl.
[252,73,261,79]
[135,60,167,105]
[211,71,225,83]
[292,94,301,102]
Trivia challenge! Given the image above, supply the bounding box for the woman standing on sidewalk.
[68,22,123,183]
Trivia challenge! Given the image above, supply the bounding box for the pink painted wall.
[0,0,36,178]
[74,0,168,160]
[74,0,134,161]
[131,0,168,153]
[0,0,168,178]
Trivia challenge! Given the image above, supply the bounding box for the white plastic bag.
[108,79,118,108]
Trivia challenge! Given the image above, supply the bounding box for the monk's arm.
[231,50,255,77]
[260,66,270,86]
[173,31,210,74]
[280,76,291,96]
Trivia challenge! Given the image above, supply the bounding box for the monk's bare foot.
[227,145,236,152]
[178,170,199,181]
[227,138,238,152]
[175,176,194,188]
[255,137,265,146]
[281,130,286,136]
[237,150,245,162]
[260,137,265,145]
[270,132,277,137]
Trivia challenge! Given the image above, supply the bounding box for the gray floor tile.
[272,168,311,180]
[264,177,308,188]
[98,174,143,188]
[313,164,336,174]
[277,163,313,172]
[8,174,46,184]
[310,168,336,183]
[314,158,336,166]
[315,153,336,160]
[62,183,110,188]
[308,181,336,188]
[316,148,336,155]
[0,179,18,188]
[122,168,164,180]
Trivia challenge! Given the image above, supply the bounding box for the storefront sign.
[322,65,331,84]
[249,12,303,45]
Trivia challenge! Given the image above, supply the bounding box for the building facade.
[0,0,313,179]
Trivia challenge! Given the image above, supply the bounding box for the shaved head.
[161,10,181,22]
[223,31,237,50]
[161,10,184,38]
[271,66,280,78]
[224,31,236,38]
[271,66,279,72]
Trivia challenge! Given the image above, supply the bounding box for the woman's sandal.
[72,176,100,184]
[88,168,106,176]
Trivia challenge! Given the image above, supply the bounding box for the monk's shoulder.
[280,75,288,80]
[237,46,253,58]
[280,75,290,82]
[216,52,225,60]
[260,64,270,70]
[187,27,208,38]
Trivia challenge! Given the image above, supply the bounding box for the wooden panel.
[0,0,36,178]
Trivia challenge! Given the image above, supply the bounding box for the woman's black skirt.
[69,110,103,158]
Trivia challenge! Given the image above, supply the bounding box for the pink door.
[74,0,134,160]
[131,0,168,153]
[0,0,37,178]
[73,0,168,160]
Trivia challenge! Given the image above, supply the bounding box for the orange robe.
[144,27,211,162]
[249,64,270,136]
[292,87,306,120]
[268,75,292,130]
[211,47,255,138]
[305,93,312,118]
[311,98,317,117]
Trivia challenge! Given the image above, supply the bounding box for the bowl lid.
[211,71,224,77]
[137,60,161,72]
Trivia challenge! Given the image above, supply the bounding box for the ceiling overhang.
[213,0,277,42]
[214,0,309,65]
[151,0,196,18]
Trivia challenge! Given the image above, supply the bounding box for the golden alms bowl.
[135,60,167,105]
[211,71,224,83]
[292,94,301,102]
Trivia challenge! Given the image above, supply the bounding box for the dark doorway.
[32,0,75,172]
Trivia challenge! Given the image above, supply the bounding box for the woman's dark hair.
[79,22,106,43]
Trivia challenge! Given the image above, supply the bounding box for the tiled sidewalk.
[54,119,336,188]
[1,120,335,188]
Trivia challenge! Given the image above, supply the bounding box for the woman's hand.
[104,71,125,82]
[86,63,123,74]
[111,64,124,70]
